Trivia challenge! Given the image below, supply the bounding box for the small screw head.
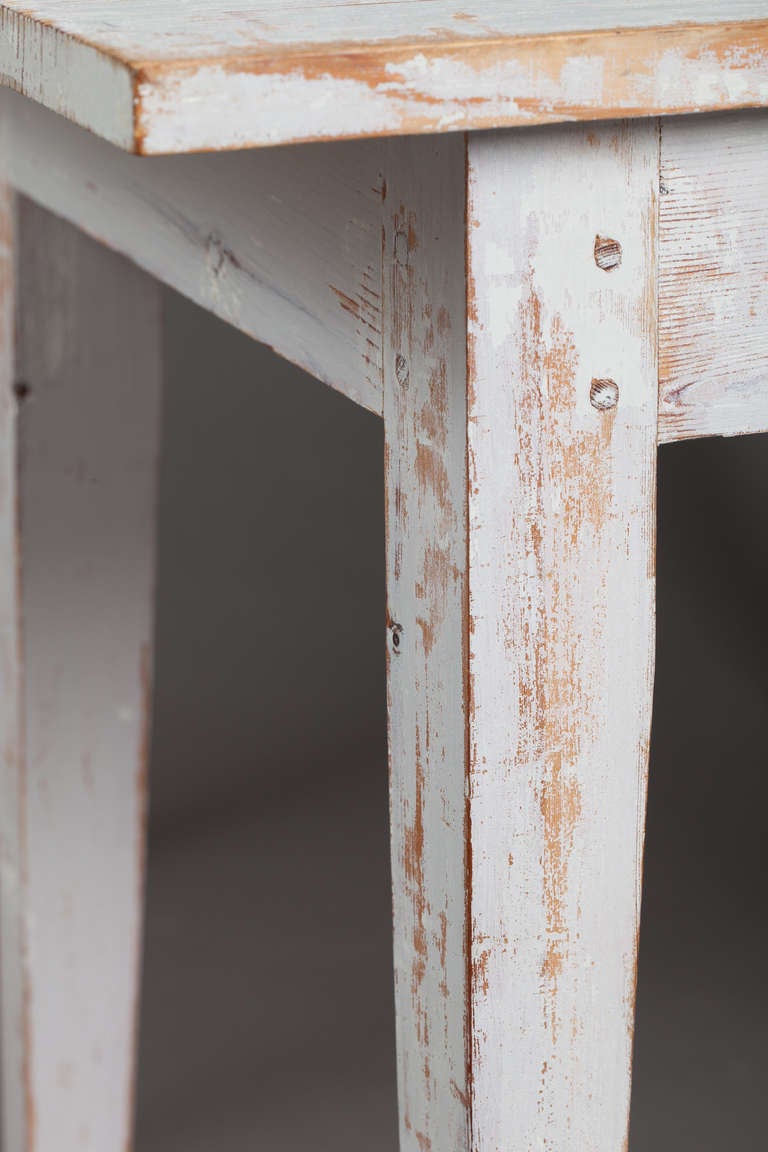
[594,235,622,271]
[590,378,619,411]
[389,622,403,654]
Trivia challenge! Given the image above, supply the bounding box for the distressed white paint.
[466,121,658,1151]
[0,197,161,1152]
[385,122,658,1151]
[4,0,767,57]
[0,1,767,151]
[659,111,768,442]
[136,33,768,155]
[383,133,469,1152]
[3,83,768,439]
[0,88,383,414]
[0,10,135,149]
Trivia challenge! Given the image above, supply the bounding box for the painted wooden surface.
[0,88,383,416]
[0,1,767,152]
[0,196,161,1152]
[466,120,658,1152]
[6,58,768,500]
[658,111,768,442]
[385,121,658,1151]
[4,83,768,440]
[383,133,469,1152]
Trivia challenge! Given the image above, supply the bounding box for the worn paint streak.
[329,282,381,338]
[415,542,454,659]
[539,755,583,1035]
[511,275,623,1047]
[405,732,428,998]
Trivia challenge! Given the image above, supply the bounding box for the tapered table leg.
[0,196,161,1152]
[384,122,658,1152]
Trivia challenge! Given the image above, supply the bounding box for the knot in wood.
[590,378,619,411]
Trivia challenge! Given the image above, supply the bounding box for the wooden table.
[0,4,766,1150]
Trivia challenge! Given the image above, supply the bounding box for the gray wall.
[135,288,767,1150]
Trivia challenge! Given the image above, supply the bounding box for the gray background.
[134,287,767,1150]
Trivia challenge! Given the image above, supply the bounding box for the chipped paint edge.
[135,20,767,153]
[1,6,768,153]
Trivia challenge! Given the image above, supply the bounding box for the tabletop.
[0,1,767,153]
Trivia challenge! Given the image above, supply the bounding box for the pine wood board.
[0,2,767,152]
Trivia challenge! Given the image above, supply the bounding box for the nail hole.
[13,381,30,402]
[390,623,403,653]
[590,378,619,411]
[594,235,622,271]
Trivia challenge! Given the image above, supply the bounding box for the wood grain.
[466,120,658,1152]
[0,2,767,152]
[659,111,768,442]
[0,198,160,1152]
[6,0,767,58]
[0,88,383,415]
[384,120,658,1151]
[383,133,469,1152]
[4,84,768,442]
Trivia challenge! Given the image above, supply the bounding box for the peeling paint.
[132,21,768,153]
[384,135,469,1152]
[466,122,657,1149]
